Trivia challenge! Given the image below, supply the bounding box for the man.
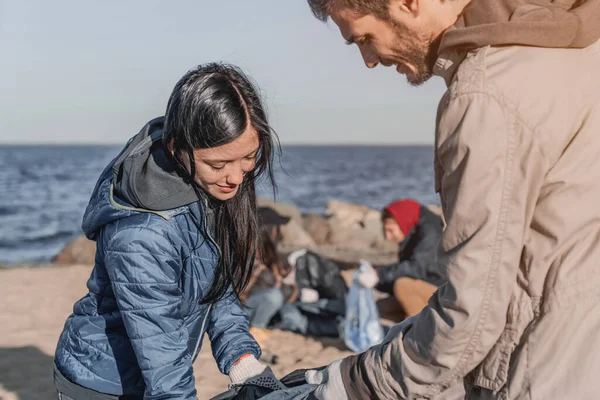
[303,0,600,399]
[360,199,445,320]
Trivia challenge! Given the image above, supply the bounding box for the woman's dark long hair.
[258,226,279,272]
[163,63,279,304]
[257,225,292,278]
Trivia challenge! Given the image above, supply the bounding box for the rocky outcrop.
[302,214,331,245]
[53,199,441,268]
[53,236,95,265]
[326,200,394,252]
[279,219,317,248]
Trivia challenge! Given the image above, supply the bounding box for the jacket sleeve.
[340,92,549,399]
[105,226,198,400]
[207,287,261,375]
[376,222,441,293]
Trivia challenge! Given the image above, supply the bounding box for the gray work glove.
[228,355,286,391]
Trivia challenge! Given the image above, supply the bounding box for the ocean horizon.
[0,144,439,264]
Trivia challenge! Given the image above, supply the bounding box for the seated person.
[359,198,446,321]
[244,206,348,339]
[241,207,298,346]
[274,249,348,338]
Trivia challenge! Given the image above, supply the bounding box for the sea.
[0,145,439,264]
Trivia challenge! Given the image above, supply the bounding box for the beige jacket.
[341,5,600,400]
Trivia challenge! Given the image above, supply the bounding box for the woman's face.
[180,125,259,201]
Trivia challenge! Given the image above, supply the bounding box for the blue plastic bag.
[343,262,384,353]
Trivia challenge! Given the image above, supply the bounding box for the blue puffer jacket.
[55,120,260,399]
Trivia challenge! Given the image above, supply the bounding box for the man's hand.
[305,360,348,400]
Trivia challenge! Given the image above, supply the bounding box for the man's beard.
[388,20,441,86]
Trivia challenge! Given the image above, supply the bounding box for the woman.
[358,198,446,320]
[54,64,284,400]
[241,208,298,346]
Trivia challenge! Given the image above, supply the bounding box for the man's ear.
[390,0,420,17]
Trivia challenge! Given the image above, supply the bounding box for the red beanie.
[384,199,422,235]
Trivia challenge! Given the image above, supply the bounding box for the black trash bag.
[294,251,347,304]
[209,367,326,400]
[209,385,272,400]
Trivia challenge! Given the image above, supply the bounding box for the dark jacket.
[54,119,260,400]
[376,206,446,293]
[294,250,347,303]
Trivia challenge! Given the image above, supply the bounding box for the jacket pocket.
[470,284,535,393]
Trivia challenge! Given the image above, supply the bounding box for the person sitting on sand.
[272,247,348,339]
[243,206,348,342]
[53,63,286,400]
[241,207,298,347]
[358,198,446,320]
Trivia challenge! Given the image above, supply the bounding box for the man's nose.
[360,46,379,69]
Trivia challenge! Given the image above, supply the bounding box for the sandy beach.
[0,265,353,400]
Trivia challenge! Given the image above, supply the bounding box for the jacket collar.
[433,50,466,87]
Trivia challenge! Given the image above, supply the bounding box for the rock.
[257,197,303,224]
[53,236,95,265]
[326,200,370,227]
[302,214,331,245]
[362,209,385,246]
[323,200,394,253]
[373,239,399,253]
[327,224,372,251]
[308,244,397,268]
[278,242,397,270]
[279,219,317,248]
[325,200,385,251]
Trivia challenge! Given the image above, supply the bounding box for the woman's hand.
[272,264,283,289]
[285,284,299,304]
[229,354,286,390]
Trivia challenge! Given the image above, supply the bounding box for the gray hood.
[112,117,200,211]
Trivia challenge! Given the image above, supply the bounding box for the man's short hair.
[306,0,389,22]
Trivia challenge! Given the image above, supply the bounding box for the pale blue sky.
[0,1,446,144]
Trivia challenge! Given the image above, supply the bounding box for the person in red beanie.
[358,198,446,320]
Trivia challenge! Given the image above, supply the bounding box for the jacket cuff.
[341,350,392,399]
[341,353,371,398]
